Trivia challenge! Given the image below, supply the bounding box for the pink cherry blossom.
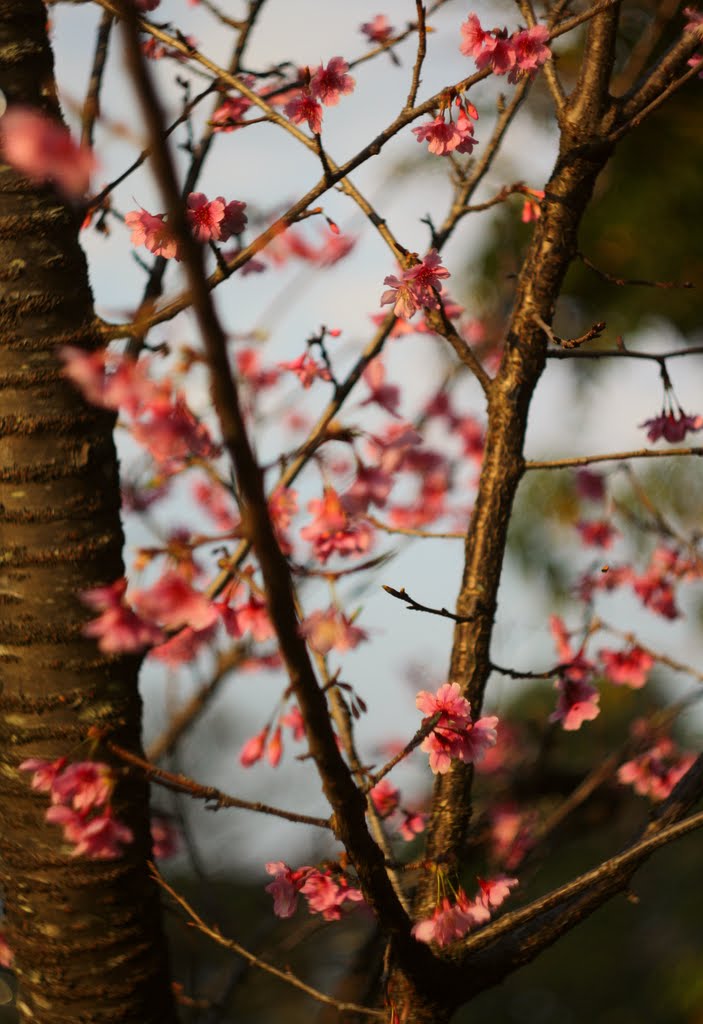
[550,676,600,731]
[81,577,165,654]
[125,207,180,260]
[186,192,225,242]
[310,57,355,106]
[236,348,280,392]
[299,607,368,655]
[285,89,323,133]
[130,571,219,631]
[130,393,218,468]
[0,933,12,968]
[45,805,133,859]
[50,762,114,812]
[599,646,653,689]
[361,15,395,44]
[19,757,68,794]
[476,875,519,910]
[412,115,463,156]
[234,594,275,642]
[299,871,364,920]
[380,250,450,318]
[278,352,331,388]
[475,31,517,76]
[342,463,394,515]
[459,14,492,59]
[369,779,400,818]
[149,623,217,665]
[211,93,252,132]
[399,809,426,840]
[301,486,374,563]
[265,861,306,917]
[618,738,695,801]
[509,25,552,82]
[1,106,96,198]
[576,518,620,548]
[417,683,499,773]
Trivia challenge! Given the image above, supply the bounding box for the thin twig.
[109,741,332,829]
[526,447,703,470]
[151,866,384,1018]
[382,585,476,623]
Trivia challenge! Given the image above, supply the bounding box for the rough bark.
[0,3,177,1022]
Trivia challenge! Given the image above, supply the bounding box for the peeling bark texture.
[0,2,177,1022]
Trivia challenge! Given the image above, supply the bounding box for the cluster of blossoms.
[548,616,658,731]
[265,861,364,920]
[640,408,703,443]
[548,616,600,731]
[19,759,132,860]
[578,543,700,621]
[412,97,479,157]
[412,875,518,947]
[60,346,219,476]
[125,191,247,261]
[416,683,499,774]
[618,727,696,801]
[0,105,96,199]
[369,779,427,842]
[381,249,450,320]
[460,14,551,81]
[284,57,355,134]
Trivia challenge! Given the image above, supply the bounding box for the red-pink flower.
[310,57,355,106]
[299,871,364,920]
[459,13,491,59]
[599,646,653,689]
[278,352,331,389]
[299,607,368,655]
[380,250,450,318]
[50,761,114,812]
[285,89,323,133]
[301,486,374,563]
[575,468,606,501]
[476,875,519,910]
[1,106,96,198]
[234,594,275,642]
[46,805,133,859]
[509,25,552,82]
[131,393,218,468]
[186,192,225,242]
[618,738,695,801]
[211,93,252,132]
[416,682,499,773]
[412,114,463,156]
[125,207,180,260]
[265,861,306,917]
[475,30,516,76]
[550,676,600,730]
[131,571,219,631]
[81,578,164,654]
[19,757,67,794]
[576,518,620,549]
[369,779,400,818]
[361,15,395,44]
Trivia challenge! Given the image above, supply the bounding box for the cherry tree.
[0,1,702,1022]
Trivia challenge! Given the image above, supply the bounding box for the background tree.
[0,1,702,1023]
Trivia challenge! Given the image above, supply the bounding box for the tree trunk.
[0,3,178,1021]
